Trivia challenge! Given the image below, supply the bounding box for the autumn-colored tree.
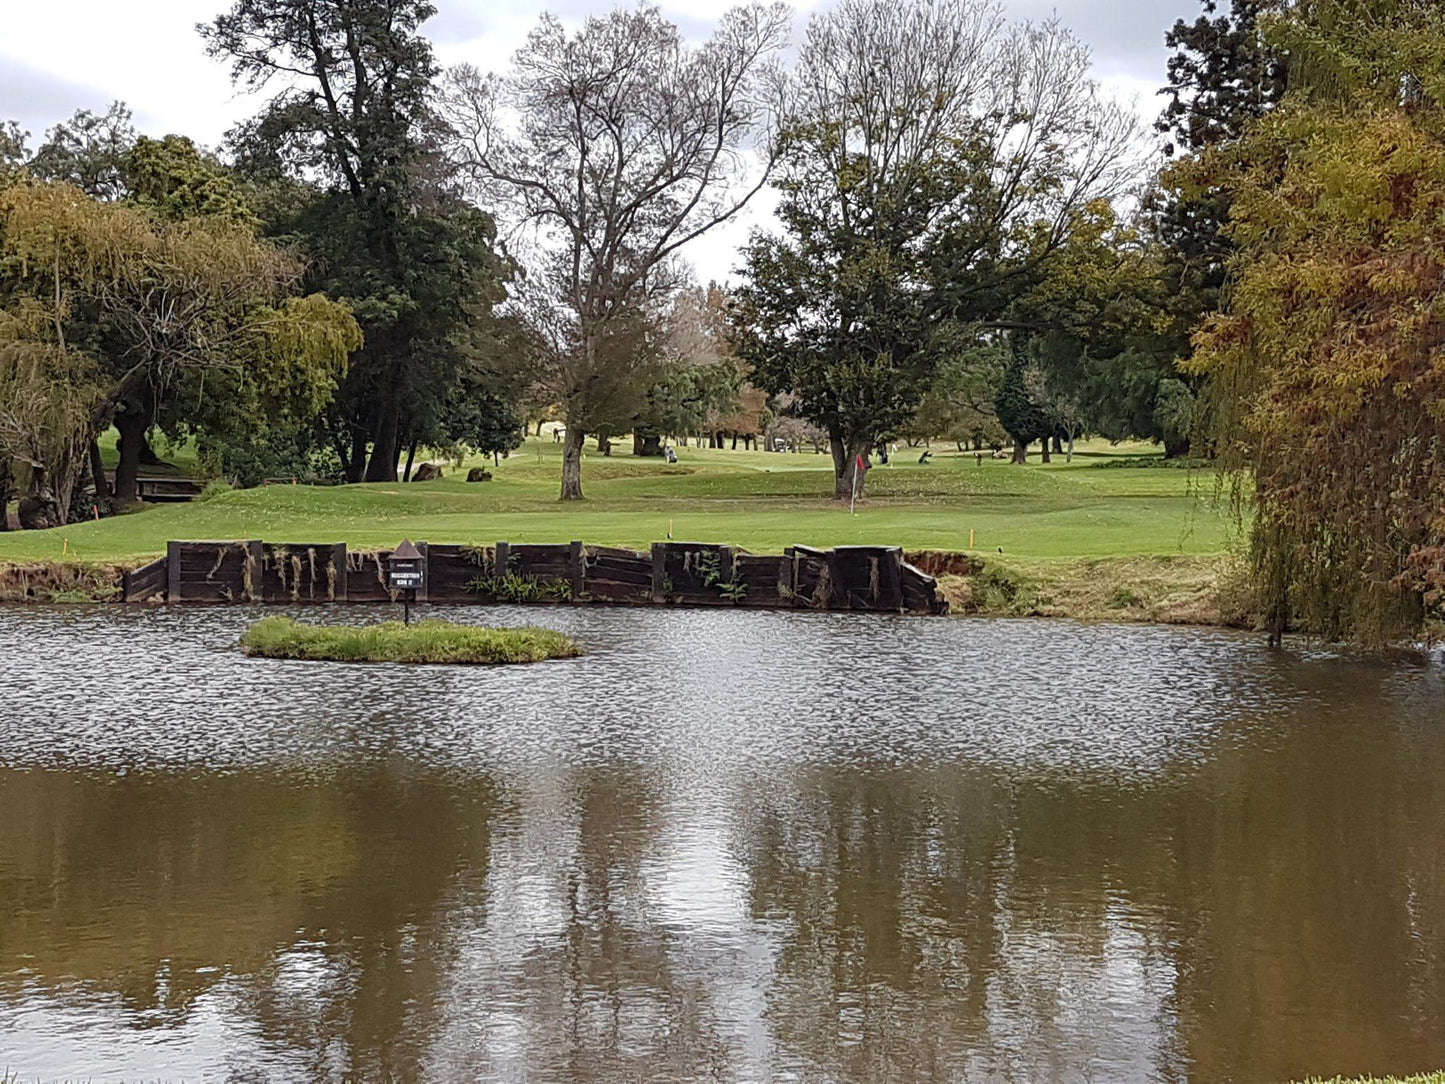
[1180,0,1445,644]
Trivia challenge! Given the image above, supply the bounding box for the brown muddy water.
[1,606,1443,1083]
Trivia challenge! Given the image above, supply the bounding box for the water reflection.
[1,607,1444,1081]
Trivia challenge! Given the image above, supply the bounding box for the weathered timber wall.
[140,540,948,615]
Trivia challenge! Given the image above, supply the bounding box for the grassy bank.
[241,616,581,665]
[939,553,1243,627]
[2,436,1241,623]
[1297,1074,1445,1083]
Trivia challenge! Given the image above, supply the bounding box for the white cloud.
[0,0,1195,282]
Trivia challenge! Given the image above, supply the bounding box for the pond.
[1,606,1443,1082]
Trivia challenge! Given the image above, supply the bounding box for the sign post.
[388,540,426,625]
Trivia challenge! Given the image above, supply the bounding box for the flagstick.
[850,461,859,516]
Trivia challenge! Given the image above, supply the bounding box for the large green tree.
[1140,0,1286,453]
[204,0,513,483]
[0,178,359,524]
[732,0,1138,498]
[10,105,313,497]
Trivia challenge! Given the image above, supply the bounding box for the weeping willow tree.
[0,179,361,524]
[1176,0,1445,645]
[0,302,104,528]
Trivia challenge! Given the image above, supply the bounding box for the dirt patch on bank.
[904,550,986,577]
[937,554,1257,630]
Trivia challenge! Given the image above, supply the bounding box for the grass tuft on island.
[241,616,581,665]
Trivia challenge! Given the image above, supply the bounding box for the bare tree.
[443,3,789,499]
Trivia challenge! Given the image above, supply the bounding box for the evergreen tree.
[203,0,513,482]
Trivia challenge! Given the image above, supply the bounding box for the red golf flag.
[856,455,868,472]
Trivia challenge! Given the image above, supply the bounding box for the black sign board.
[388,540,425,591]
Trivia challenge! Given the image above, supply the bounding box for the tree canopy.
[0,176,359,523]
[203,0,516,484]
[732,0,1138,497]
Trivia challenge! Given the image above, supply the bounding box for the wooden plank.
[347,550,392,601]
[652,544,666,602]
[568,541,584,602]
[589,553,652,571]
[588,568,653,588]
[584,581,652,603]
[416,540,429,602]
[122,557,168,602]
[167,541,181,603]
[331,543,347,601]
[245,540,263,602]
[587,545,648,561]
[900,561,946,615]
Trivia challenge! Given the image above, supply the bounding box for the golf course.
[0,434,1239,623]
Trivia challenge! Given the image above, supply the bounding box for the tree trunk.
[596,433,612,456]
[346,430,368,483]
[89,439,109,504]
[831,435,872,500]
[561,425,586,500]
[1011,437,1028,465]
[1066,435,1075,463]
[634,434,663,457]
[536,418,545,436]
[1164,434,1190,459]
[137,434,166,467]
[1052,434,1064,454]
[364,399,400,482]
[1040,440,1052,464]
[402,438,418,482]
[0,457,11,530]
[113,408,148,505]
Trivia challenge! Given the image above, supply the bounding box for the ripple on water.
[0,604,1308,781]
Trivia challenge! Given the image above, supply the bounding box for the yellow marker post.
[969,529,975,551]
[62,538,69,556]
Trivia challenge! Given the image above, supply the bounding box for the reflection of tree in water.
[5,657,1445,1082]
[738,768,1187,1080]
[735,679,1445,1083]
[426,766,749,1080]
[0,765,498,1077]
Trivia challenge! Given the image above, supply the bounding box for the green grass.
[0,436,1232,565]
[95,426,202,478]
[1296,1074,1445,1083]
[240,616,581,665]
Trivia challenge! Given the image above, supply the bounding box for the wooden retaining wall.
[123,540,948,615]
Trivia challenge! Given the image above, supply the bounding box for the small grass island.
[241,616,581,665]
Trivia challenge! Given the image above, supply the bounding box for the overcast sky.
[1,0,1203,281]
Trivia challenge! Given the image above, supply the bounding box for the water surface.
[1,606,1443,1082]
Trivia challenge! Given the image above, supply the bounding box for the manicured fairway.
[0,437,1229,565]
